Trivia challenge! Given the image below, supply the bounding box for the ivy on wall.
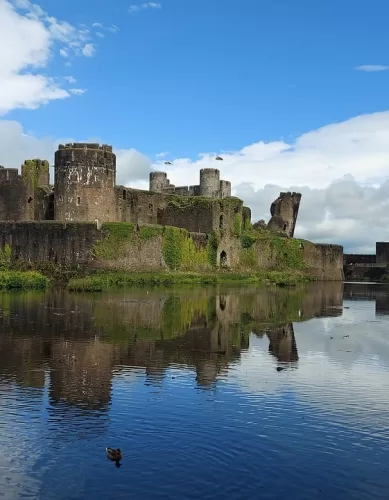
[93,222,135,260]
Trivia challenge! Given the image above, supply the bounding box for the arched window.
[220,251,228,268]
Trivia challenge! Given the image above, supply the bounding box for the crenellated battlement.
[58,143,113,153]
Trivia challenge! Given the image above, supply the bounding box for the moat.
[0,282,389,499]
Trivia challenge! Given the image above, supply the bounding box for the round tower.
[199,168,220,198]
[149,171,168,193]
[54,143,116,222]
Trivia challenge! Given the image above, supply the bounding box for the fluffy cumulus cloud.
[1,111,389,254]
[0,0,112,114]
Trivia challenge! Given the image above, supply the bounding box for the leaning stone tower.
[267,192,302,238]
[54,143,117,222]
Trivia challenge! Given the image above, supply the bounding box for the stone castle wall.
[0,222,344,280]
[114,187,243,234]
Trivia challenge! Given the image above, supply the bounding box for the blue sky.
[2,0,389,252]
[7,0,389,158]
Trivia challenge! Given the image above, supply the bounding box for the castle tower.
[199,168,220,198]
[219,180,231,198]
[149,171,169,193]
[21,159,50,189]
[21,159,51,221]
[0,166,27,221]
[267,192,302,238]
[54,143,116,222]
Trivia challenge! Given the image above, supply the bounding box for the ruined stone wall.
[54,143,117,222]
[115,189,241,234]
[0,222,100,265]
[302,243,344,280]
[116,188,161,224]
[0,168,27,221]
[157,198,217,233]
[267,192,302,237]
[0,222,343,280]
[21,159,51,221]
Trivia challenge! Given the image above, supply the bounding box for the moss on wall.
[242,207,252,231]
[162,226,210,271]
[233,213,243,236]
[93,222,135,260]
[162,226,183,269]
[22,160,49,189]
[166,196,213,212]
[138,225,164,240]
[207,231,220,268]
[0,243,11,270]
[238,229,308,271]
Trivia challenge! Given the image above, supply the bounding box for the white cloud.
[155,151,169,158]
[0,0,110,115]
[64,75,76,84]
[81,43,95,57]
[129,2,162,13]
[355,65,389,72]
[92,22,103,28]
[1,111,389,253]
[96,32,105,38]
[232,305,389,430]
[68,88,86,95]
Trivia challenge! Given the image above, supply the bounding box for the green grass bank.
[0,271,49,290]
[67,269,312,292]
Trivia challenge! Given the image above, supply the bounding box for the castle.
[0,142,301,237]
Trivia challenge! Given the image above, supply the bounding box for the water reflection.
[0,282,343,402]
[2,281,389,499]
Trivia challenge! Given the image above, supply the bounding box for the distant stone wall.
[343,253,376,265]
[149,169,231,199]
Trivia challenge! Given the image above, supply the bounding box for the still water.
[0,282,389,499]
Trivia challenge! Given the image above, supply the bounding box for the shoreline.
[0,268,314,292]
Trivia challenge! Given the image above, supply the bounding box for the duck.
[106,447,123,462]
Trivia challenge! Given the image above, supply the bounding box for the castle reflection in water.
[1,281,374,419]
